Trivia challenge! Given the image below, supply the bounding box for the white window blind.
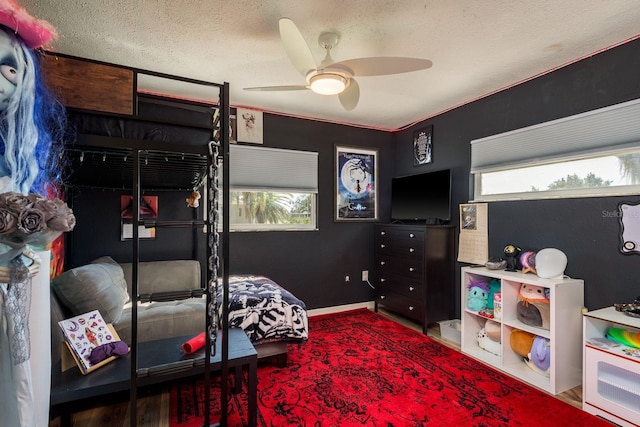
[229,145,318,192]
[471,98,640,173]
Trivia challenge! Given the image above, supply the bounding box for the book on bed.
[58,310,123,374]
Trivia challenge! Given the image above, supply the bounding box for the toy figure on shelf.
[466,279,490,312]
[503,244,521,272]
[519,251,537,274]
[516,283,551,330]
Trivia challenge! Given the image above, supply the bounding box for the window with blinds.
[471,98,640,201]
[227,145,318,231]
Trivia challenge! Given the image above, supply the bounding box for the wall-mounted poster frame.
[414,125,433,166]
[335,145,378,221]
[120,195,158,240]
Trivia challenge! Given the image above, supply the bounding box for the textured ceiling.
[21,0,640,131]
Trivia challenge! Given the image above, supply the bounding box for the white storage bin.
[439,319,461,345]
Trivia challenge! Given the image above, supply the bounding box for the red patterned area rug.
[170,308,609,426]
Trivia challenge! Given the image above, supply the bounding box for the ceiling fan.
[243,18,433,111]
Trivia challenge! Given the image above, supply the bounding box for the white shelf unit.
[583,306,640,426]
[461,266,584,395]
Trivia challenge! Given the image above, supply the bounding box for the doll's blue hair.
[0,26,65,197]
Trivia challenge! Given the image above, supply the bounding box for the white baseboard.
[307,301,375,317]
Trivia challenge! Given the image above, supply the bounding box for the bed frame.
[42,52,240,426]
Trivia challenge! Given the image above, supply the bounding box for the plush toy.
[485,279,501,310]
[509,329,535,358]
[516,283,550,330]
[519,251,537,274]
[477,327,501,356]
[466,280,490,312]
[526,336,551,376]
[503,244,522,272]
[484,319,501,343]
[186,189,201,208]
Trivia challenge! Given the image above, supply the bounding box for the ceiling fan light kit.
[309,73,347,95]
[243,18,433,110]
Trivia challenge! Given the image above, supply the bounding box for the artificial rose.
[32,197,61,222]
[0,208,17,235]
[47,211,76,232]
[0,191,31,212]
[18,207,46,234]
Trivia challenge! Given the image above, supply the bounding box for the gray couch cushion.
[115,298,206,344]
[119,260,201,295]
[51,260,129,324]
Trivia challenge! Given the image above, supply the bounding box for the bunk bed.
[44,53,246,427]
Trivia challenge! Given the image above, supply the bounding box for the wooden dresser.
[374,224,455,333]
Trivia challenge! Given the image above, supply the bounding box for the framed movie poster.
[335,146,378,221]
[414,125,433,165]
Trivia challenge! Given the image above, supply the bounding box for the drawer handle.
[409,306,414,311]
[409,267,414,272]
[380,231,386,235]
[380,261,386,266]
[380,295,386,300]
[409,233,415,238]
[409,286,414,291]
[380,244,386,248]
[409,248,415,253]
[380,278,386,282]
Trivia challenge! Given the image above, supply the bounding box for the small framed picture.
[414,125,433,166]
[335,146,378,221]
[120,195,158,240]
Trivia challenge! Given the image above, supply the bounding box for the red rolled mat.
[182,332,206,354]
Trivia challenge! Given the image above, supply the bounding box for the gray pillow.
[51,260,129,324]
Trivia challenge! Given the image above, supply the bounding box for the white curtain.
[0,250,50,427]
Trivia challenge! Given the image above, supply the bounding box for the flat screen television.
[391,169,451,223]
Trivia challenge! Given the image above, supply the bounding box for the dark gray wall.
[394,37,640,315]
[228,116,393,309]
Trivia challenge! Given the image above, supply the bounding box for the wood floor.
[48,309,583,427]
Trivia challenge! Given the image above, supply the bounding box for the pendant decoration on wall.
[618,201,640,255]
[413,125,433,166]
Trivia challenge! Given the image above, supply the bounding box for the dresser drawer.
[375,256,423,279]
[376,277,424,299]
[375,239,424,259]
[376,227,424,243]
[376,290,423,323]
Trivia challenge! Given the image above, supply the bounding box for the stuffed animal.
[527,336,551,375]
[484,319,501,343]
[477,327,501,356]
[516,283,550,330]
[509,329,535,358]
[503,244,522,272]
[186,190,201,208]
[466,280,490,312]
[519,251,537,274]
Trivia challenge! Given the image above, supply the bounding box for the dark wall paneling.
[394,37,640,315]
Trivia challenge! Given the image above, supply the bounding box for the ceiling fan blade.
[339,79,359,111]
[279,18,317,77]
[244,85,309,91]
[332,57,432,77]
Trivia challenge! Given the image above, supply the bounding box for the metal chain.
[207,140,221,355]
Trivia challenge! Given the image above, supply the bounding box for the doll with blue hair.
[0,2,67,426]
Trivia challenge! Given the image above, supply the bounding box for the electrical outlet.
[345,275,350,282]
[362,270,369,281]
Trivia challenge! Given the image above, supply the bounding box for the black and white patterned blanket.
[217,275,308,345]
